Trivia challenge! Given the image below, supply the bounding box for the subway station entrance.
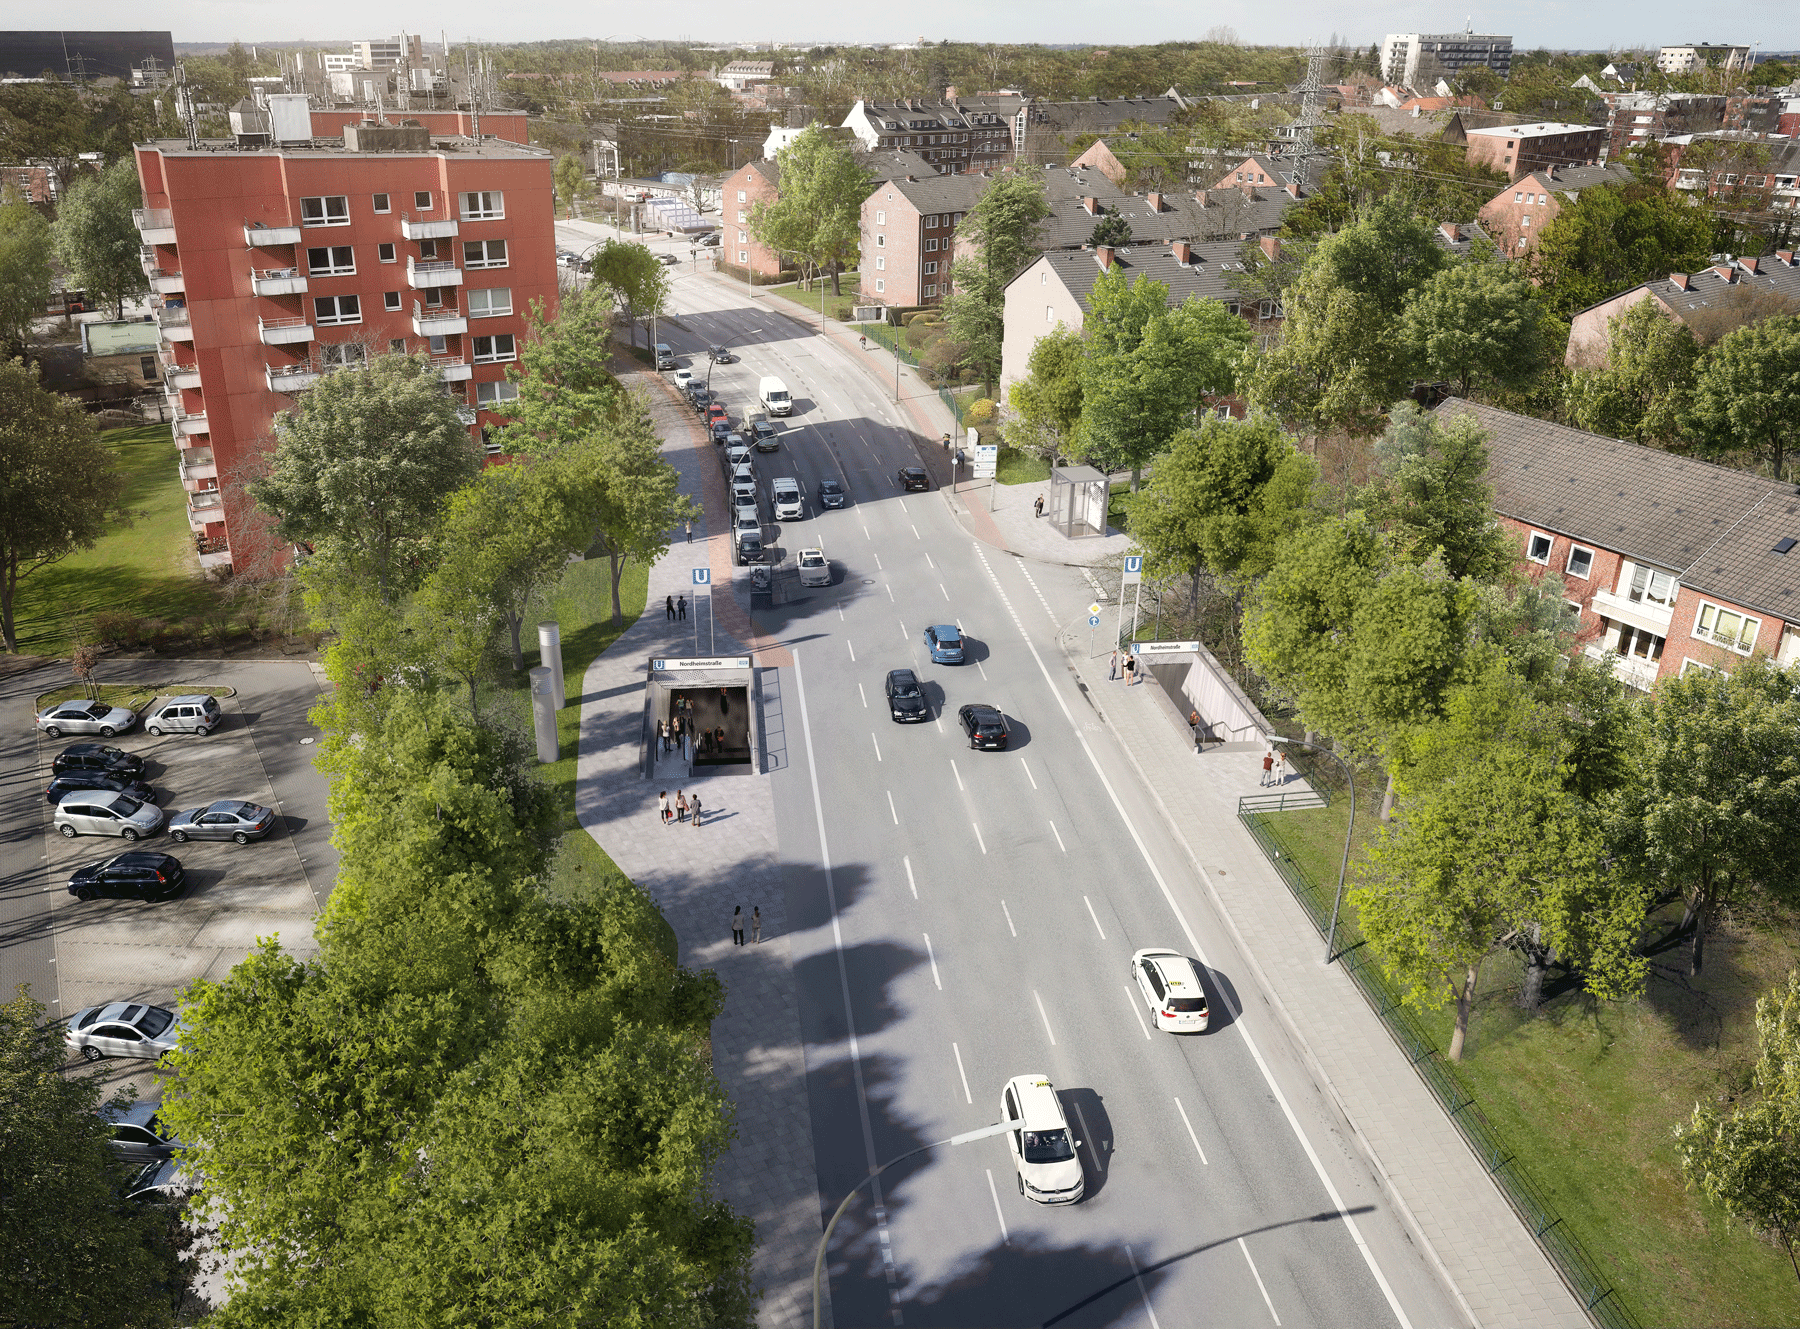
[643,655,761,777]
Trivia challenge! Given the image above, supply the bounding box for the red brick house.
[721,147,937,280]
[1463,122,1606,181]
[1564,250,1800,368]
[1476,162,1634,256]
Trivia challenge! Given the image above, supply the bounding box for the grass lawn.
[762,275,862,324]
[10,425,222,658]
[997,448,1051,485]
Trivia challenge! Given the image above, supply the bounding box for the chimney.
[1084,196,1100,214]
[945,85,959,100]
[1096,245,1115,270]
[1172,240,1191,264]
[1669,273,1690,290]
[1196,189,1214,208]
[1260,236,1281,261]
[1286,178,1301,199]
[1439,222,1462,243]
[1147,191,1164,212]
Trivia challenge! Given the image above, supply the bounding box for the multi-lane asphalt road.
[562,224,1470,1329]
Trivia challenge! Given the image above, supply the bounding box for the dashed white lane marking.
[1127,1244,1164,1329]
[1049,821,1066,853]
[986,1170,1009,1244]
[1032,989,1056,1044]
[1123,987,1153,1039]
[887,790,898,824]
[952,1041,973,1103]
[1084,895,1107,939]
[923,933,942,990]
[1173,1096,1209,1164]
[1240,1238,1281,1325]
[904,856,918,899]
[1001,899,1017,937]
[972,822,986,854]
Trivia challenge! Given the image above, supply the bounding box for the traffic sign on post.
[692,567,711,586]
[971,443,999,479]
[1088,615,1102,627]
[1122,555,1143,586]
[1088,602,1101,617]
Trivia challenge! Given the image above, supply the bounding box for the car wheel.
[82,1045,104,1062]
[170,830,188,843]
[100,726,116,738]
[75,888,95,901]
[233,831,250,845]
[43,725,60,738]
[147,725,162,736]
[121,828,139,842]
[58,825,76,838]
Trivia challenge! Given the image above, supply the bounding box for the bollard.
[529,666,558,763]
[538,621,564,708]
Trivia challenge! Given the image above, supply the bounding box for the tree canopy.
[51,159,148,319]
[1358,404,1515,582]
[1563,297,1700,448]
[944,170,1051,393]
[1400,258,1547,399]
[0,194,52,358]
[748,125,872,295]
[1528,183,1713,320]
[1688,314,1800,480]
[590,238,671,347]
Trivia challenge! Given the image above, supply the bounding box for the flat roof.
[138,136,550,160]
[1466,123,1600,138]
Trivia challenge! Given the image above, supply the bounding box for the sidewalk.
[574,364,821,1329]
[1057,635,1590,1329]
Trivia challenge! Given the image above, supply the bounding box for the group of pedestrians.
[730,905,762,946]
[1107,649,1140,685]
[664,595,688,621]
[1259,748,1289,787]
[658,788,703,828]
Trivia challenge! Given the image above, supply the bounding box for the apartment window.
[923,261,937,275]
[475,380,519,405]
[1629,565,1676,606]
[1694,602,1759,653]
[738,251,748,264]
[418,239,440,260]
[141,355,157,380]
[472,333,516,363]
[875,256,885,271]
[925,284,938,297]
[483,426,501,456]
[1515,191,1523,203]
[414,191,433,211]
[738,230,747,244]
[373,193,391,213]
[383,291,401,311]
[876,234,884,247]
[462,239,508,269]
[424,289,443,309]
[1258,300,1274,319]
[1566,545,1593,579]
[1040,271,1047,284]
[1521,214,1531,228]
[1680,658,1719,678]
[876,210,885,224]
[313,294,361,325]
[300,195,350,227]
[1538,194,1547,205]
[428,335,447,354]
[458,191,504,220]
[737,190,746,202]
[306,246,355,276]
[1047,305,1055,323]
[1225,301,1241,316]
[389,338,406,353]
[1526,532,1553,563]
[319,342,366,368]
[925,238,939,252]
[737,211,747,223]
[1618,625,1666,662]
[467,287,512,318]
[875,279,885,293]
[378,242,397,263]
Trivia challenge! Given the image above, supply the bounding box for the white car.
[53,790,165,841]
[1130,948,1210,1032]
[797,548,830,587]
[672,367,693,390]
[1000,1074,1084,1205]
[65,1001,181,1063]
[37,700,136,738]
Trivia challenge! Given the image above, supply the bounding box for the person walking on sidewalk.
[1034,493,1045,519]
[685,519,693,544]
[1260,750,1274,787]
[691,792,702,828]
[731,906,745,946]
[1275,749,1289,785]
[677,595,687,621]
[1108,650,1119,681]
[659,790,672,825]
[676,790,689,822]
[751,906,762,943]
[665,595,676,621]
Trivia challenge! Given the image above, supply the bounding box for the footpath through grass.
[761,274,862,324]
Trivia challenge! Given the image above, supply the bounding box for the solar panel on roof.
[1776,538,1797,555]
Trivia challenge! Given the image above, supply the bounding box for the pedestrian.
[1108,649,1119,681]
[659,790,671,825]
[1260,750,1274,787]
[1124,654,1137,686]
[665,594,676,621]
[685,519,693,544]
[1034,493,1045,519]
[751,906,762,943]
[691,792,702,828]
[676,790,689,822]
[715,725,725,752]
[732,906,745,946]
[679,595,688,620]
[1275,749,1289,786]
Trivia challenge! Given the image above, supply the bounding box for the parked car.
[64,1001,181,1063]
[672,367,694,390]
[958,703,1009,750]
[689,388,713,414]
[1129,949,1211,1033]
[36,699,136,739]
[144,694,221,736]
[884,668,927,722]
[709,345,735,363]
[818,478,847,508]
[752,418,780,451]
[167,799,276,844]
[54,791,164,841]
[798,547,831,588]
[44,772,154,806]
[897,466,930,492]
[67,851,186,902]
[724,440,753,467]
[706,403,729,428]
[923,624,965,664]
[710,420,734,442]
[124,1158,193,1206]
[1001,1074,1084,1204]
[102,1102,182,1165]
[51,744,146,778]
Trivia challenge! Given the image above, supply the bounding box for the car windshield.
[821,481,842,493]
[894,681,919,697]
[83,702,110,717]
[107,795,142,816]
[99,747,126,760]
[137,1008,173,1038]
[1022,1128,1075,1163]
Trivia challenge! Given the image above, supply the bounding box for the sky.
[67,1,1800,54]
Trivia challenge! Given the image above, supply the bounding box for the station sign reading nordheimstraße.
[1130,641,1201,655]
[653,656,752,671]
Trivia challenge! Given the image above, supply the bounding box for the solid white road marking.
[887,790,899,824]
[1173,1096,1209,1164]
[1123,986,1152,1040]
[1001,899,1017,937]
[923,933,942,989]
[972,822,986,854]
[1126,1245,1164,1329]
[1021,760,1038,790]
[1049,821,1066,853]
[904,856,918,899]
[1084,895,1107,939]
[1241,1238,1281,1325]
[872,733,882,762]
[951,759,965,791]
[1072,1100,1103,1172]
[952,1041,973,1104]
[1032,989,1057,1044]
[985,1170,1009,1244]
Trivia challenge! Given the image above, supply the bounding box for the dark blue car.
[923,624,964,664]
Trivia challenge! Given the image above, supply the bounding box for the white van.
[771,477,803,521]
[758,375,792,416]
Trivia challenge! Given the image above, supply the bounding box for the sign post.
[1121,555,1143,648]
[693,566,712,654]
[1088,603,1101,658]
[969,431,998,511]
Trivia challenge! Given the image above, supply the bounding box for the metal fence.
[1236,799,1639,1329]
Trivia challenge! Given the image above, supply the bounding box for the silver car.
[53,791,164,840]
[36,700,136,739]
[64,1001,181,1063]
[144,693,221,736]
[168,799,276,844]
[102,1102,183,1165]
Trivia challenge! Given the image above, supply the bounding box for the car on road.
[751,417,780,450]
[54,791,164,841]
[67,851,186,902]
[168,799,276,844]
[64,1001,181,1063]
[697,232,722,248]
[145,693,221,736]
[51,743,147,779]
[798,548,831,588]
[923,624,965,664]
[709,345,735,363]
[102,1102,183,1165]
[897,466,930,492]
[958,703,1009,750]
[654,342,676,369]
[884,668,927,721]
[557,249,583,269]
[656,252,679,265]
[36,699,137,739]
[818,478,847,508]
[1130,949,1211,1032]
[672,367,694,390]
[1001,1075,1084,1205]
[44,772,154,806]
[771,477,803,521]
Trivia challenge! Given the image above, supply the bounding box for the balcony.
[413,305,467,336]
[244,222,301,247]
[1584,643,1661,693]
[157,307,193,343]
[430,354,472,382]
[407,258,463,290]
[401,215,460,241]
[1591,586,1674,637]
[138,246,160,276]
[172,409,209,438]
[147,268,185,295]
[134,207,176,245]
[186,490,225,532]
[265,362,320,392]
[164,363,201,390]
[251,267,308,296]
[197,547,234,573]
[178,449,217,486]
[259,316,313,346]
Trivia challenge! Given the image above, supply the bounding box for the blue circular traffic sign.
[1088,615,1102,627]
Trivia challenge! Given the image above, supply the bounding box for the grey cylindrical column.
[538,621,564,708]
[529,666,558,763]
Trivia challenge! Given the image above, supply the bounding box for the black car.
[818,478,847,509]
[959,703,1010,750]
[711,420,733,441]
[898,467,930,492]
[51,744,146,779]
[67,852,187,903]
[885,669,929,723]
[709,345,734,363]
[45,772,154,806]
[752,419,780,451]
[690,389,713,414]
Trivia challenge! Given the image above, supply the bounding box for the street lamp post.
[1271,735,1357,965]
[812,1120,1014,1329]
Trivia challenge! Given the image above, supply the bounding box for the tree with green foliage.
[589,237,671,348]
[1359,403,1515,582]
[1563,296,1701,448]
[1,986,191,1325]
[496,284,622,458]
[1088,213,1133,249]
[1677,968,1800,1289]
[944,170,1051,393]
[249,353,480,603]
[1281,117,1508,241]
[1611,657,1800,975]
[553,153,585,218]
[1528,183,1713,320]
[0,192,52,359]
[51,159,147,319]
[1400,258,1547,399]
[0,359,127,652]
[1004,325,1085,464]
[749,125,872,295]
[1688,315,1800,479]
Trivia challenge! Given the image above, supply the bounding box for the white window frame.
[300,195,350,227]
[1565,545,1594,579]
[475,380,519,406]
[467,287,513,319]
[738,250,748,264]
[319,342,367,368]
[373,193,391,214]
[737,190,746,202]
[1526,531,1553,564]
[923,260,937,275]
[383,291,401,311]
[925,237,939,252]
[925,284,937,297]
[377,242,397,264]
[462,239,508,270]
[305,245,355,277]
[457,191,504,221]
[472,333,516,364]
[876,233,884,247]
[875,278,885,293]
[875,256,884,271]
[1693,601,1760,654]
[312,294,361,326]
[414,190,434,212]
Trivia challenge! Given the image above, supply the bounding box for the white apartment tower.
[1381,28,1514,88]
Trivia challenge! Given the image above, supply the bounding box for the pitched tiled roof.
[1437,399,1800,620]
[1603,253,1800,320]
[1027,241,1263,311]
[878,164,1127,213]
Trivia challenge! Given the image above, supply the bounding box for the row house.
[1476,162,1635,254]
[134,103,556,577]
[842,97,1021,175]
[1665,133,1800,212]
[1462,122,1607,180]
[718,145,933,279]
[1565,249,1800,367]
[1439,400,1800,690]
[1592,91,1780,161]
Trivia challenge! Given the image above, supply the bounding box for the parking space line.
[1123,986,1152,1039]
[1049,821,1066,853]
[1174,1096,1209,1164]
[985,1170,1009,1244]
[1126,1245,1164,1329]
[972,822,986,854]
[953,1041,973,1103]
[951,760,964,791]
[1084,895,1106,939]
[887,791,898,824]
[1240,1238,1280,1325]
[1001,899,1017,937]
[923,933,942,989]
[1032,989,1057,1044]
[904,856,918,899]
[872,733,882,762]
